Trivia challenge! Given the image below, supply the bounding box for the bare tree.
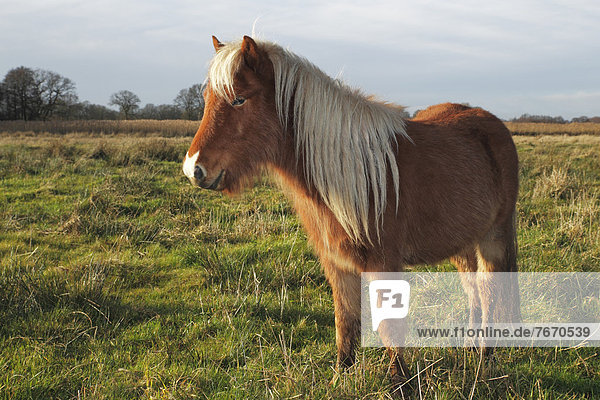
[138,103,182,120]
[174,84,205,120]
[511,114,567,124]
[109,90,140,120]
[0,66,78,120]
[1,66,37,120]
[0,82,5,120]
[35,70,78,120]
[571,116,590,123]
[69,101,119,120]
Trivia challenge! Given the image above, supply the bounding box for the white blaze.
[183,151,200,180]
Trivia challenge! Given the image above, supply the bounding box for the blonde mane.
[208,39,409,243]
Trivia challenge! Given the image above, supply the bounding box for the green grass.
[1,134,599,399]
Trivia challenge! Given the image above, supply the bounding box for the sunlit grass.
[0,133,599,398]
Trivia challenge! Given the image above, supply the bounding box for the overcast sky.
[2,0,599,119]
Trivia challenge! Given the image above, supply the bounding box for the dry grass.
[0,119,200,137]
[506,122,600,136]
[557,190,599,244]
[2,120,600,138]
[532,167,571,199]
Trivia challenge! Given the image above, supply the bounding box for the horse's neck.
[269,141,350,258]
[270,140,315,202]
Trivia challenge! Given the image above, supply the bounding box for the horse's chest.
[292,195,366,272]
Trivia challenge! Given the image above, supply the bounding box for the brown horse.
[183,35,520,381]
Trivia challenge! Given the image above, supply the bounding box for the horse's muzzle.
[199,169,225,190]
[183,151,225,190]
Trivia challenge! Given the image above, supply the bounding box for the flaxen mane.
[208,39,410,243]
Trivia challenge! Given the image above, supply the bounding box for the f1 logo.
[369,280,411,331]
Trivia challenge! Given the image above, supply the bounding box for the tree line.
[3,66,599,123]
[0,66,205,121]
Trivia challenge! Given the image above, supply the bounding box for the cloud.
[1,0,599,117]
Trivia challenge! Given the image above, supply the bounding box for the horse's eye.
[231,97,246,106]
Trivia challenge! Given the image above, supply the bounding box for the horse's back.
[411,102,474,122]
[411,103,508,132]
[381,103,518,265]
[407,103,517,186]
[412,103,519,221]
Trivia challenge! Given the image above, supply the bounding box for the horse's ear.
[212,36,224,52]
[241,36,260,71]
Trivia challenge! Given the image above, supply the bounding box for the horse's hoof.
[388,358,413,399]
[389,372,413,399]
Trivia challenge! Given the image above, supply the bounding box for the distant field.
[1,132,599,399]
[0,120,200,137]
[2,119,600,137]
[505,122,600,136]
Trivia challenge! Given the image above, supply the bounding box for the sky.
[1,0,599,120]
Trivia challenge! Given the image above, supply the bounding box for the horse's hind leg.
[452,214,520,350]
[378,321,410,381]
[451,250,481,330]
[475,216,520,327]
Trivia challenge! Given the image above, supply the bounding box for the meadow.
[2,119,600,137]
[0,124,599,399]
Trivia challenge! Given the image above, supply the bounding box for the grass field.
[1,131,599,399]
[2,119,600,137]
[0,120,200,137]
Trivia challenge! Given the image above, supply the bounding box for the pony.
[183,35,520,384]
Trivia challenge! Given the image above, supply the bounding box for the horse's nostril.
[194,165,204,181]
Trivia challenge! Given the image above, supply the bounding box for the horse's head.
[183,36,281,194]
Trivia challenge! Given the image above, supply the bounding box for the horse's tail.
[506,209,519,272]
[504,209,521,323]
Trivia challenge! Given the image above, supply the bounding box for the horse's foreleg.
[323,262,361,369]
